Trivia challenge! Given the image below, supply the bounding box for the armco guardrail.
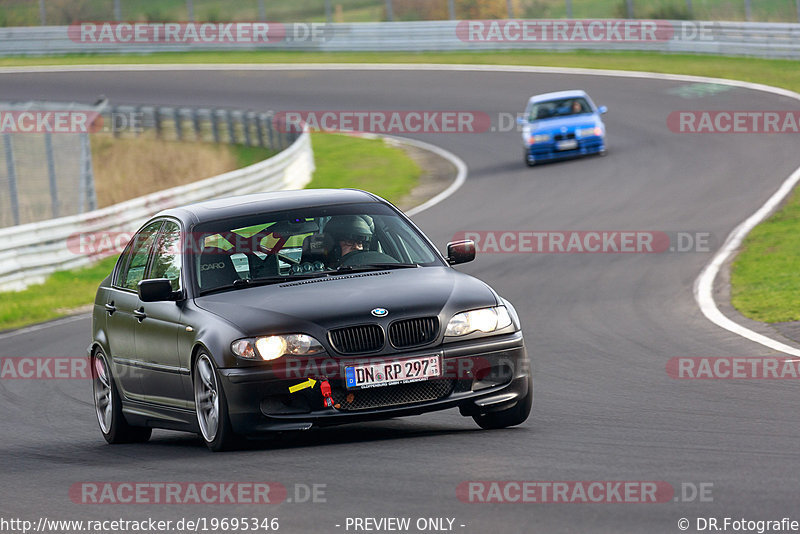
[1,20,800,58]
[0,126,314,292]
[100,104,296,149]
[0,100,298,230]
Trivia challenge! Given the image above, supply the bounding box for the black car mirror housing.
[138,278,182,302]
[446,240,476,265]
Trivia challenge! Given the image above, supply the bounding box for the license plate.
[345,355,441,389]
[556,139,578,151]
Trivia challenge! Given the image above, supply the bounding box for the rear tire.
[194,353,240,452]
[92,349,152,444]
[472,382,532,430]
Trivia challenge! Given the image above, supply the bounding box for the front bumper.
[218,331,530,434]
[526,136,605,164]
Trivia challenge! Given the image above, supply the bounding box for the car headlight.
[577,126,603,138]
[527,133,551,145]
[445,306,513,337]
[231,334,324,361]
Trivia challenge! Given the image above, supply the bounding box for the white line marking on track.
[0,313,90,340]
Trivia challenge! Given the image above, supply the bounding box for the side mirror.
[446,240,476,265]
[598,106,608,114]
[138,278,181,302]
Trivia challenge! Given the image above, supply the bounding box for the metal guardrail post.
[566,0,573,19]
[135,106,144,137]
[745,0,752,21]
[266,114,275,149]
[626,0,634,18]
[109,105,118,138]
[114,0,122,21]
[226,110,236,144]
[256,113,265,148]
[386,0,393,22]
[39,0,46,25]
[258,0,266,21]
[686,0,693,19]
[81,133,97,212]
[186,0,195,22]
[506,0,514,18]
[244,111,257,146]
[45,133,59,218]
[3,134,20,226]
[173,108,183,141]
[448,0,456,20]
[325,0,333,23]
[211,110,221,144]
[154,108,163,139]
[192,108,202,141]
[243,112,253,146]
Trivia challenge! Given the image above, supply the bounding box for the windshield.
[528,97,592,121]
[191,202,444,294]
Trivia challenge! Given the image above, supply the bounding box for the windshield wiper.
[335,263,420,273]
[199,273,330,295]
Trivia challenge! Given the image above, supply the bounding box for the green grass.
[0,256,117,331]
[0,132,418,332]
[731,189,800,323]
[308,132,420,203]
[3,50,800,95]
[231,144,278,167]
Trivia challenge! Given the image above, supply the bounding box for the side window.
[116,221,162,291]
[150,221,183,291]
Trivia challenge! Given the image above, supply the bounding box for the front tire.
[524,152,536,167]
[92,350,152,444]
[472,381,532,430]
[194,353,239,452]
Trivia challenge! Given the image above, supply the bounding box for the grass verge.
[730,188,800,323]
[3,50,800,94]
[0,256,118,331]
[307,132,420,202]
[0,131,419,331]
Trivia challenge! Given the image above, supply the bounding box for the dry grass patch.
[91,134,240,208]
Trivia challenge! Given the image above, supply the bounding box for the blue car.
[517,90,608,167]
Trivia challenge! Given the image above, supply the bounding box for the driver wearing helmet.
[323,214,375,267]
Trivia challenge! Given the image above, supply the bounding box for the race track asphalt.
[1,67,800,533]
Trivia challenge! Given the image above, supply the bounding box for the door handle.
[133,308,147,322]
[104,301,116,315]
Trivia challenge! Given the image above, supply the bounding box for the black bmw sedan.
[90,189,531,451]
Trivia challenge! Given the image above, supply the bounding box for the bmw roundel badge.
[371,308,388,317]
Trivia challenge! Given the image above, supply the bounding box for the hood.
[193,267,499,338]
[529,114,598,132]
